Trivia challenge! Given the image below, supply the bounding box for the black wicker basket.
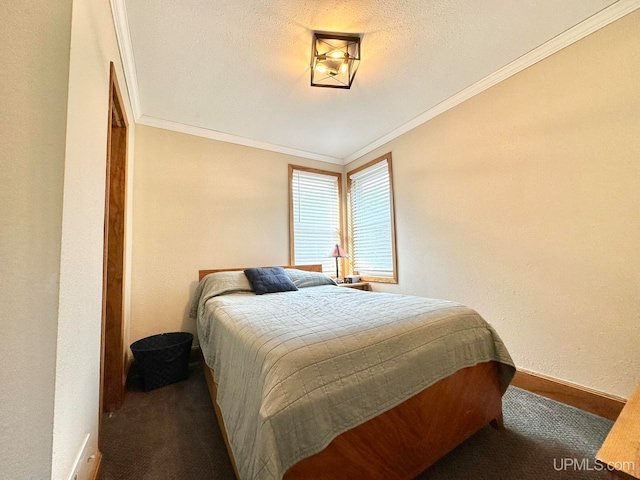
[130,332,193,391]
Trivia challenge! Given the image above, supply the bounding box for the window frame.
[288,164,345,275]
[346,152,398,283]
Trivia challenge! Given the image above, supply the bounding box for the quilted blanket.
[192,283,515,480]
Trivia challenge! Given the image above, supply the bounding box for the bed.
[190,265,515,480]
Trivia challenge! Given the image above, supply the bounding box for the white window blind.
[291,167,341,275]
[348,158,396,280]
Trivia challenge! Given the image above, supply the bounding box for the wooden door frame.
[99,62,129,425]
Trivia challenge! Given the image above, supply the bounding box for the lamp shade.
[329,244,349,258]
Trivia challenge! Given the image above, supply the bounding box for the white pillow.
[189,271,254,319]
[201,271,254,296]
[285,269,337,288]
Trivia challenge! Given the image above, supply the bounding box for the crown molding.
[110,0,142,119]
[342,0,640,164]
[111,0,339,164]
[137,115,343,164]
[111,0,639,165]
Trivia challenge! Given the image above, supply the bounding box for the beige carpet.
[100,365,613,479]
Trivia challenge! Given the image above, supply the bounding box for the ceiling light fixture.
[311,33,361,89]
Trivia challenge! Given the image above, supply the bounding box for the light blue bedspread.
[192,282,515,480]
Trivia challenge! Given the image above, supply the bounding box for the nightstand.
[338,282,371,291]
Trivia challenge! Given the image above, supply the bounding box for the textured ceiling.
[123,0,620,162]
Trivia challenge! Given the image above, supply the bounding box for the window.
[289,165,343,275]
[347,153,397,283]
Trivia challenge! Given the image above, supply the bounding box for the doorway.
[100,62,129,418]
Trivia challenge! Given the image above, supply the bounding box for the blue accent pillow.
[244,267,299,295]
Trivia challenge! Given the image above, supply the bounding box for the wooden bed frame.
[198,265,505,479]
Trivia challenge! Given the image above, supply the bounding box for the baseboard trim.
[512,369,626,421]
[90,450,103,480]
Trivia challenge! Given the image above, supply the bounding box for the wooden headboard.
[199,264,322,281]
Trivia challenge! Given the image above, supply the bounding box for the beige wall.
[346,11,640,398]
[52,0,136,478]
[0,1,71,479]
[0,0,71,479]
[130,126,341,344]
[1,0,135,478]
